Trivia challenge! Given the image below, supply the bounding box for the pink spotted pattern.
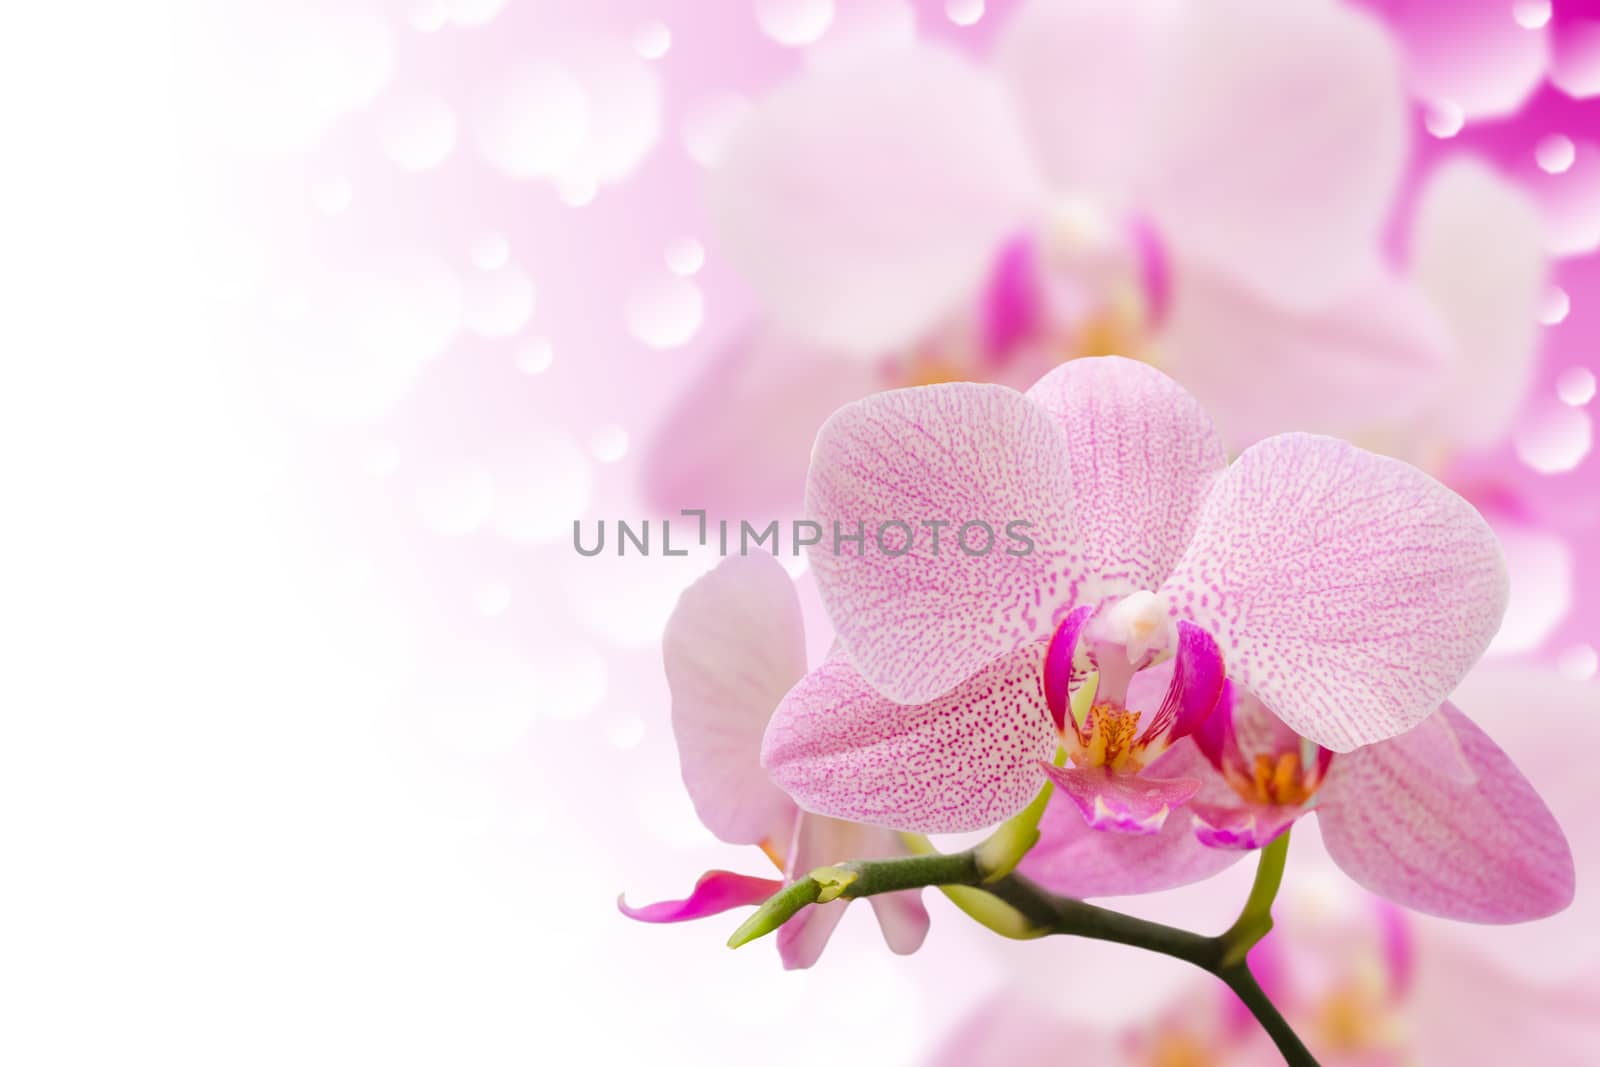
[805,382,1082,706]
[1316,704,1574,923]
[1025,357,1226,603]
[762,645,1057,833]
[1159,433,1507,753]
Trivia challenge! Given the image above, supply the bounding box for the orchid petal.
[1189,803,1299,851]
[1444,666,1600,977]
[1025,357,1227,601]
[762,646,1056,833]
[1020,741,1245,895]
[665,553,805,845]
[777,899,848,971]
[711,45,1043,355]
[992,0,1175,206]
[641,325,883,517]
[1137,621,1225,748]
[617,870,784,923]
[1158,263,1452,449]
[1146,0,1407,308]
[805,382,1080,705]
[1410,158,1547,453]
[779,814,929,967]
[1043,604,1095,735]
[1317,704,1574,923]
[1159,433,1507,752]
[1039,764,1202,836]
[869,891,932,956]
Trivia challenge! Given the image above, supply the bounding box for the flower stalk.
[730,829,1317,1066]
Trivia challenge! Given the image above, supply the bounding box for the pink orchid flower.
[619,553,928,969]
[644,0,1544,528]
[764,355,1504,827]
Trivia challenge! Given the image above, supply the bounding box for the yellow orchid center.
[1070,703,1148,774]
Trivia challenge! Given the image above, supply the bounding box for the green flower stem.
[731,828,1316,1066]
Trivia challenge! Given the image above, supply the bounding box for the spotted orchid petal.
[1189,803,1299,851]
[1020,741,1245,896]
[1146,0,1407,309]
[1040,764,1202,836]
[762,646,1056,834]
[993,0,1174,208]
[711,45,1043,355]
[617,870,785,924]
[1024,357,1227,604]
[1410,158,1547,454]
[665,553,805,846]
[641,326,883,517]
[1159,433,1507,752]
[805,382,1080,706]
[1317,704,1574,923]
[1158,264,1452,449]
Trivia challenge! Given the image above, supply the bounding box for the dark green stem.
[731,828,1315,1065]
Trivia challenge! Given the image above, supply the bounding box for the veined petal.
[665,553,805,845]
[1025,357,1227,601]
[1410,158,1547,454]
[1190,803,1299,851]
[641,325,884,517]
[1146,0,1407,308]
[1040,764,1202,835]
[1158,262,1452,449]
[1020,741,1245,895]
[711,44,1043,354]
[1317,704,1574,923]
[805,382,1080,706]
[1159,433,1507,752]
[761,646,1056,833]
[617,870,784,923]
[993,0,1176,206]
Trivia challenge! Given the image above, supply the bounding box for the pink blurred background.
[7,1,1596,1063]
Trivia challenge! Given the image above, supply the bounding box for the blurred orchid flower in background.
[643,0,1545,528]
[621,553,928,969]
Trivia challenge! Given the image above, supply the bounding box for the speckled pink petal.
[762,645,1056,833]
[640,324,884,518]
[665,553,805,846]
[1040,764,1202,835]
[1317,704,1574,923]
[1159,433,1507,753]
[805,382,1081,706]
[617,870,784,924]
[1020,741,1245,896]
[1025,357,1226,603]
[1190,802,1299,851]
